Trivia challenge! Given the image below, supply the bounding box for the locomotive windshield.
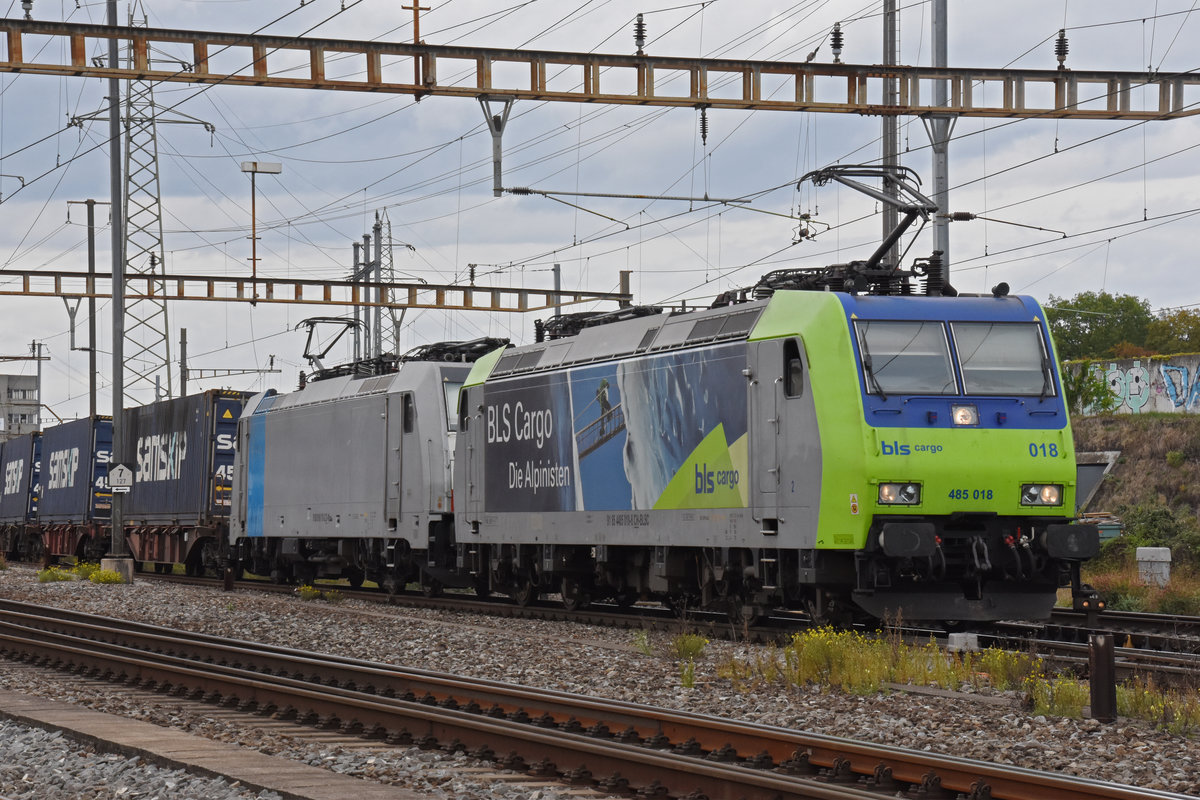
[951,322,1053,396]
[855,320,956,395]
[856,319,1055,398]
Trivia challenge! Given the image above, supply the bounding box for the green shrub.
[679,659,696,689]
[1167,450,1186,468]
[295,584,342,602]
[36,566,75,583]
[88,569,126,585]
[1156,586,1200,616]
[632,630,653,657]
[1027,675,1089,718]
[0,553,7,571]
[73,561,101,580]
[974,648,1041,691]
[1061,362,1119,415]
[671,633,708,661]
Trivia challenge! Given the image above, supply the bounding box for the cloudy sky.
[1,0,1198,419]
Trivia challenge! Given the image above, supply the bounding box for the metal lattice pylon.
[120,2,172,403]
[379,209,404,356]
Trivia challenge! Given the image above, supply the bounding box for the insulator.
[634,13,647,55]
[468,264,476,285]
[921,251,945,297]
[22,0,32,20]
[699,108,709,146]
[1055,29,1069,69]
[949,211,975,222]
[830,22,844,63]
[534,318,545,344]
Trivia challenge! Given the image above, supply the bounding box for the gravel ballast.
[0,564,1198,797]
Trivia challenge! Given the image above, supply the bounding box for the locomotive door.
[751,337,818,540]
[385,392,410,528]
[750,339,782,528]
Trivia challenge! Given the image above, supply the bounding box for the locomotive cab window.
[444,380,464,431]
[854,320,956,395]
[952,322,1053,396]
[402,393,415,433]
[784,339,804,398]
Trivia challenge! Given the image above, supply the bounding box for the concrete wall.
[1073,355,1200,415]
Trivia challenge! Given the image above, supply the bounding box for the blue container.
[38,417,112,523]
[0,432,40,523]
[122,390,249,526]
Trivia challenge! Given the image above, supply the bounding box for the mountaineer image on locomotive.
[454,288,1098,622]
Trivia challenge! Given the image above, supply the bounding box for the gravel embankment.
[0,564,1197,798]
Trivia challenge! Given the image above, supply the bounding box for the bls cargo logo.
[694,463,740,494]
[881,441,944,456]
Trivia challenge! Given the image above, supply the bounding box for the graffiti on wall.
[1076,355,1200,414]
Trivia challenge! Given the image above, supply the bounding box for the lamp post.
[240,161,282,304]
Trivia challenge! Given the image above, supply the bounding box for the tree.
[1145,308,1200,355]
[1045,291,1154,360]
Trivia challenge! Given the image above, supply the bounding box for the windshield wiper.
[859,331,888,401]
[1039,347,1052,402]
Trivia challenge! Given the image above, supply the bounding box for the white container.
[1136,546,1171,588]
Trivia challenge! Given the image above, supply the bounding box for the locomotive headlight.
[879,482,921,505]
[1020,483,1063,506]
[951,404,979,426]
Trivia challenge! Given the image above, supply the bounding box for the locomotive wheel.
[560,577,590,612]
[473,574,491,598]
[511,579,536,607]
[345,568,365,589]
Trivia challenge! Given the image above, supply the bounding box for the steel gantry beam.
[0,18,1196,121]
[0,269,631,312]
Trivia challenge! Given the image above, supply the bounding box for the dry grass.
[1084,564,1200,615]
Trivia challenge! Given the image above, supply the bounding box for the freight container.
[0,432,40,523]
[38,416,112,524]
[122,389,250,526]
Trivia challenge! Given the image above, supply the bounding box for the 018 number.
[1028,442,1059,458]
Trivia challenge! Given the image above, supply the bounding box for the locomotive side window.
[854,320,956,396]
[402,393,415,433]
[952,322,1053,396]
[457,390,469,431]
[443,380,464,431]
[784,338,804,398]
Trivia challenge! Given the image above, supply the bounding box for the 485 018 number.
[947,488,994,501]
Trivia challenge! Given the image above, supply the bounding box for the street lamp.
[240,161,282,305]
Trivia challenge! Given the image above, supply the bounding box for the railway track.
[141,570,1200,685]
[0,598,1189,800]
